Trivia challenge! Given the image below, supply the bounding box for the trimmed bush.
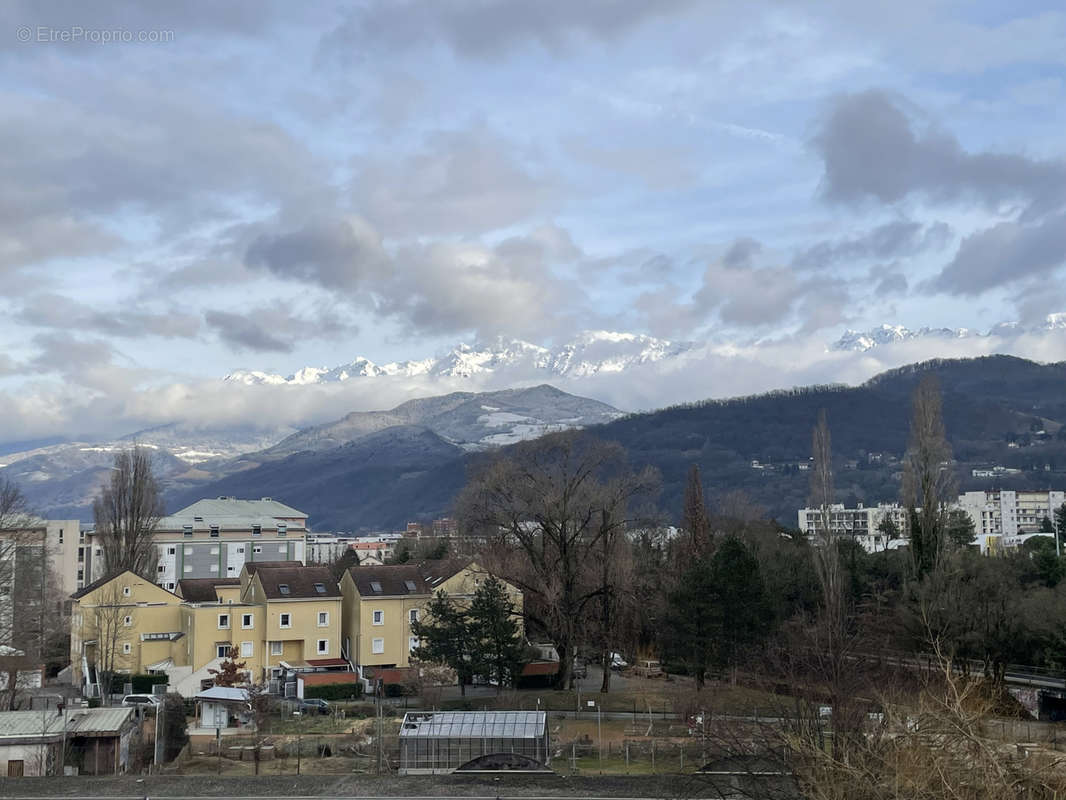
[304,682,363,701]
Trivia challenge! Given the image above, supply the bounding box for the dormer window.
[252,525,261,537]
[183,525,193,538]
[278,584,290,595]
[404,580,417,592]
[210,526,219,538]
[277,524,287,537]
[314,583,326,594]
[370,581,382,593]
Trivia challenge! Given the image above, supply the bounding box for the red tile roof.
[299,672,361,686]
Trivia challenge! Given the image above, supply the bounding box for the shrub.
[304,682,363,701]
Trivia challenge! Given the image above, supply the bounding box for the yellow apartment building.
[70,561,346,697]
[340,560,522,670]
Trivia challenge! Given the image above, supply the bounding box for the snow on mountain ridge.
[225,331,695,385]
[831,315,1066,352]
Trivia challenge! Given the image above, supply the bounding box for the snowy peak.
[830,315,1066,353]
[225,331,696,385]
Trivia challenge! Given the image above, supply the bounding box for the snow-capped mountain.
[831,314,1066,353]
[225,331,697,385]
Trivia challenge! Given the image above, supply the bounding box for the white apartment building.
[957,489,1065,545]
[86,497,307,590]
[797,503,910,553]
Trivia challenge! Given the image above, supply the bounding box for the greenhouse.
[397,710,550,774]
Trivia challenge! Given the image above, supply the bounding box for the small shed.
[195,686,250,729]
[0,706,136,777]
[398,710,549,775]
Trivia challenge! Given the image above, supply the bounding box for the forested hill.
[168,355,1066,530]
[598,355,1066,523]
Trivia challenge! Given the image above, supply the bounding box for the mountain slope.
[176,355,1066,531]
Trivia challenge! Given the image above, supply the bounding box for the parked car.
[297,698,331,715]
[121,694,160,707]
[609,652,628,671]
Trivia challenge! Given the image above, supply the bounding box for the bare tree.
[458,432,658,690]
[0,477,32,530]
[902,375,956,576]
[93,447,164,579]
[85,583,134,704]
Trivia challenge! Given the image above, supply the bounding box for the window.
[371,638,384,654]
[237,546,244,554]
[404,580,417,592]
[124,615,132,626]
[216,644,229,659]
[78,547,84,563]
[122,643,131,655]
[166,582,175,590]
[240,641,253,658]
[277,524,287,537]
[252,525,261,537]
[157,565,165,574]
[183,564,192,573]
[317,639,329,654]
[409,608,419,624]
[253,545,262,554]
[167,547,176,555]
[122,586,131,597]
[194,516,203,523]
[227,566,235,573]
[209,546,219,555]
[218,614,230,629]
[370,581,382,593]
[280,613,291,628]
[278,583,290,595]
[241,613,253,629]
[317,611,329,626]
[277,545,286,553]
[372,610,384,625]
[270,641,283,656]
[209,564,218,572]
[58,528,63,544]
[313,582,326,594]
[210,526,219,538]
[184,545,193,555]
[183,525,193,538]
[409,636,419,652]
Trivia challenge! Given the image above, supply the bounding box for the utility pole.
[376,679,383,774]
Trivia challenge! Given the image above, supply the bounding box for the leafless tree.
[93,447,164,579]
[85,583,134,704]
[902,375,956,576]
[0,477,32,529]
[458,432,658,690]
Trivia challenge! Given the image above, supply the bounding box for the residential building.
[796,503,910,553]
[305,533,359,564]
[70,561,345,697]
[0,706,137,776]
[339,560,522,670]
[85,497,308,590]
[958,490,1066,539]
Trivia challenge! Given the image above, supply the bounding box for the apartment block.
[796,503,910,553]
[86,497,308,590]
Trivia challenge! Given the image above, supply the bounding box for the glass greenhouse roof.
[399,711,546,739]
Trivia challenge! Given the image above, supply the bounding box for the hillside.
[168,355,1066,531]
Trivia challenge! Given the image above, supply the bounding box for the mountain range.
[173,354,1066,531]
[831,314,1066,352]
[224,330,698,384]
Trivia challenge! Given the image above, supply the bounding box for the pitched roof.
[196,686,249,702]
[347,564,430,596]
[419,558,474,588]
[242,561,303,575]
[70,570,145,600]
[253,564,340,599]
[177,578,240,603]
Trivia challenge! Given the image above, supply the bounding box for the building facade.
[339,560,522,670]
[796,503,910,553]
[85,497,308,591]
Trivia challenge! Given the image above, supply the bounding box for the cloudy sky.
[2,0,1066,445]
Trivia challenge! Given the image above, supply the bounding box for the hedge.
[304,682,363,701]
[110,673,169,694]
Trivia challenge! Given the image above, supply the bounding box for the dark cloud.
[813,89,1066,217]
[245,217,385,292]
[322,0,701,60]
[18,293,201,339]
[722,237,762,269]
[792,220,950,269]
[931,212,1066,296]
[204,310,293,353]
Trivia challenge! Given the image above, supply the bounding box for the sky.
[2,0,1066,445]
